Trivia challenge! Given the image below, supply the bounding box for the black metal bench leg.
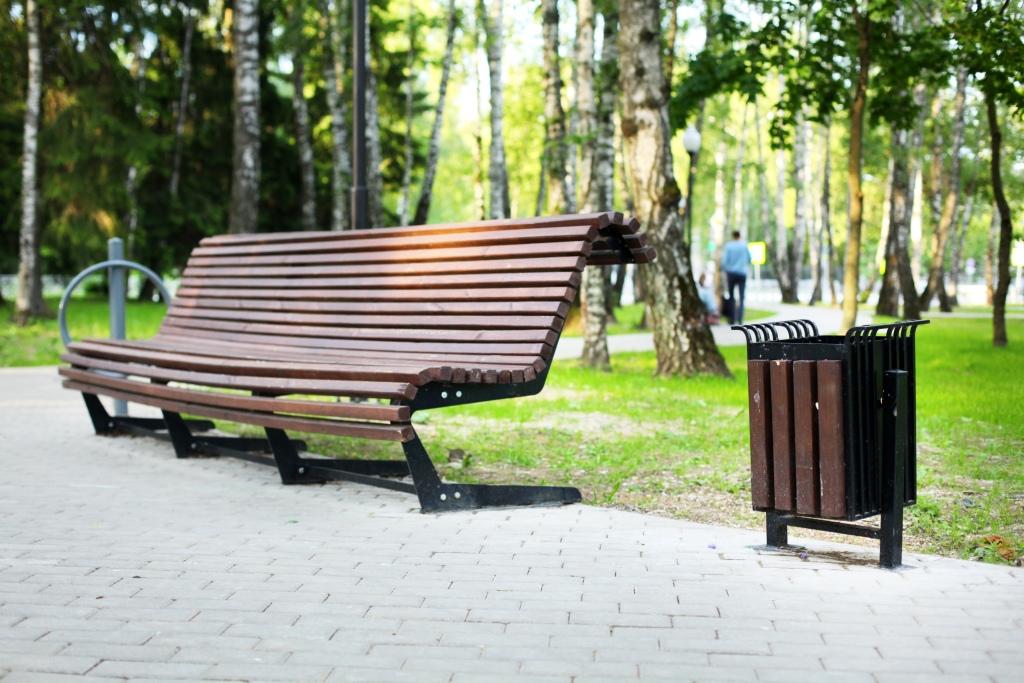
[401,432,582,513]
[765,512,788,548]
[82,393,116,434]
[265,428,326,485]
[162,410,202,458]
[880,370,908,569]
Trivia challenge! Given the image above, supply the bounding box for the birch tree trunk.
[321,0,350,230]
[790,108,808,301]
[15,0,49,325]
[920,66,967,312]
[822,119,838,307]
[481,0,510,218]
[542,0,570,214]
[985,203,998,306]
[711,140,728,299]
[754,97,773,266]
[772,85,796,302]
[124,39,147,258]
[229,0,261,234]
[577,0,608,368]
[809,123,824,304]
[598,9,619,320]
[292,49,318,232]
[412,0,457,226]
[398,0,416,227]
[839,4,871,333]
[947,178,975,307]
[618,0,730,377]
[366,68,385,229]
[878,128,908,318]
[868,155,895,298]
[472,34,487,219]
[169,11,195,198]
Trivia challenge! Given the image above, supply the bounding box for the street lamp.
[681,124,702,247]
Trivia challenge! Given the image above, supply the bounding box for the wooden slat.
[159,317,559,346]
[747,360,774,510]
[199,213,616,247]
[183,255,586,280]
[166,306,562,332]
[62,380,414,443]
[769,360,796,512]
[817,360,847,519]
[67,341,434,385]
[177,271,583,292]
[187,240,593,269]
[192,225,599,258]
[153,329,549,370]
[586,247,658,266]
[60,367,411,422]
[172,285,578,303]
[171,297,571,318]
[147,333,547,371]
[61,352,417,400]
[793,360,821,516]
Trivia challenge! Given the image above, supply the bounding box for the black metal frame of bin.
[733,319,929,569]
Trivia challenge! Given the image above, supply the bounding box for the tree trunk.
[790,108,808,300]
[292,48,318,232]
[398,0,416,227]
[229,0,261,234]
[411,0,457,226]
[15,0,49,325]
[920,66,967,312]
[542,0,570,214]
[321,0,350,231]
[985,202,998,306]
[839,3,870,333]
[725,106,747,241]
[947,176,975,307]
[868,155,895,298]
[618,0,730,377]
[823,121,838,307]
[711,140,728,299]
[472,35,487,219]
[481,0,510,218]
[366,47,385,229]
[577,0,609,368]
[987,93,1012,347]
[772,79,796,303]
[600,9,622,320]
[809,123,824,304]
[169,11,195,198]
[124,38,147,258]
[754,96,773,268]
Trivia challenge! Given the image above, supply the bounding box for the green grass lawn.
[5,296,1021,564]
[0,297,166,367]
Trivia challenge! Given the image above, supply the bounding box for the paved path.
[1,367,1022,682]
[556,302,870,360]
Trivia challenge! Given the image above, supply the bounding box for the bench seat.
[61,212,654,512]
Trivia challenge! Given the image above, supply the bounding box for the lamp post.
[681,124,702,248]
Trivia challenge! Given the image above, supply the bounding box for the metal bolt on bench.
[733,318,929,569]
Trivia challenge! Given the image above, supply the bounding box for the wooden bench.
[60,212,656,512]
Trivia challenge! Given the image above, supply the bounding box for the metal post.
[685,151,696,247]
[880,369,908,569]
[765,512,788,548]
[107,238,128,416]
[350,0,368,230]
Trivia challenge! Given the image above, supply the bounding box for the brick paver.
[1,366,1022,682]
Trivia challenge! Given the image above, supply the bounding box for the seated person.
[697,274,720,323]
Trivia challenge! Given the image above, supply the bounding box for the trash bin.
[733,319,929,568]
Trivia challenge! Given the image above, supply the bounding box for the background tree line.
[2,0,1022,374]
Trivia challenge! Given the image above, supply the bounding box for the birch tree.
[577,0,609,369]
[618,0,730,377]
[398,0,416,227]
[321,0,350,231]
[291,3,318,232]
[169,11,195,199]
[229,0,261,234]
[15,0,49,325]
[412,0,458,226]
[480,0,510,218]
[542,0,571,214]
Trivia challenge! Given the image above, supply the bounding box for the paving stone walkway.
[1,367,1022,682]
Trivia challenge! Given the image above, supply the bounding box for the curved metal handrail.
[58,259,172,346]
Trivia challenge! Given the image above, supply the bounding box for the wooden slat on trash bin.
[770,360,796,511]
[747,360,774,510]
[793,360,821,516]
[817,360,847,518]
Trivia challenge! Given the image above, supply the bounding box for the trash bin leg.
[880,370,908,569]
[765,512,788,548]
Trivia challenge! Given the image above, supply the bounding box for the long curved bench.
[60,212,655,512]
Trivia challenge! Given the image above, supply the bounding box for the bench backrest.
[162,213,652,382]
